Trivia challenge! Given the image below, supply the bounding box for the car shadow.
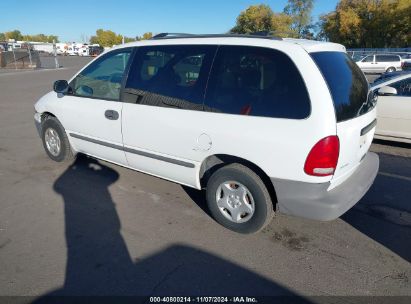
[373,138,411,149]
[181,186,211,216]
[32,155,310,302]
[342,152,411,263]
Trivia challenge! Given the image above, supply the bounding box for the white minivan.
[356,54,403,73]
[34,34,379,233]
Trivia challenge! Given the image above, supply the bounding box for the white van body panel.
[372,74,411,143]
[120,40,337,188]
[35,92,127,166]
[34,36,379,222]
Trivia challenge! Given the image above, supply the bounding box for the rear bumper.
[271,152,379,221]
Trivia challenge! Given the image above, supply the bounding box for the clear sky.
[0,0,338,42]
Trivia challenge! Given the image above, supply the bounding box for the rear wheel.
[41,116,75,163]
[386,67,396,73]
[206,163,273,234]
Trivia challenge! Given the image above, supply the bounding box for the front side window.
[363,55,374,63]
[71,49,132,100]
[390,78,411,97]
[124,45,217,110]
[204,45,310,119]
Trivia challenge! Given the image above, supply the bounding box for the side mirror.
[53,80,69,94]
[378,86,397,96]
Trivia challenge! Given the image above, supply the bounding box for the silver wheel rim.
[215,181,255,223]
[44,128,61,157]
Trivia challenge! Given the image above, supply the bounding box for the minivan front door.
[121,45,218,187]
[55,49,132,165]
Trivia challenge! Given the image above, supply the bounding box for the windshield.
[311,51,371,122]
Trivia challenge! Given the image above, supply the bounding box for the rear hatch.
[311,51,377,188]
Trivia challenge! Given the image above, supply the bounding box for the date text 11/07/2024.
[149,297,258,303]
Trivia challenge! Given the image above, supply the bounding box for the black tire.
[386,67,396,73]
[41,116,75,163]
[206,163,274,234]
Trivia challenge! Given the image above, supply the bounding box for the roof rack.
[150,33,282,41]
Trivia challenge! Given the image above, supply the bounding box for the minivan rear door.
[121,45,218,188]
[311,52,376,188]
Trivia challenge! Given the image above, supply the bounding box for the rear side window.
[311,52,370,122]
[376,55,400,62]
[204,46,310,119]
[124,45,217,110]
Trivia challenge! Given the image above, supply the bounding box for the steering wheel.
[107,73,124,98]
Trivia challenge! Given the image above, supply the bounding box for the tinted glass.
[391,78,411,96]
[363,55,374,62]
[71,49,131,100]
[311,52,370,122]
[376,55,400,62]
[124,45,217,110]
[204,46,310,119]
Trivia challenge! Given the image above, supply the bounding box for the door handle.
[104,110,119,120]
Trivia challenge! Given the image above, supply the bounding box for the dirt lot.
[0,57,410,302]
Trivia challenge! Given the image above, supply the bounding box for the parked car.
[403,61,411,71]
[34,34,379,233]
[373,70,411,84]
[399,53,411,63]
[371,73,411,144]
[356,54,403,73]
[88,45,104,57]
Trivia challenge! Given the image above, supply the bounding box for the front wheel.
[41,116,75,163]
[206,163,274,234]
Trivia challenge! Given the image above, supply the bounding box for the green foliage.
[319,0,411,48]
[4,30,23,41]
[284,0,314,38]
[89,29,137,46]
[231,4,275,34]
[0,30,59,42]
[230,2,312,38]
[90,29,123,47]
[23,34,59,43]
[137,32,153,40]
[123,37,136,43]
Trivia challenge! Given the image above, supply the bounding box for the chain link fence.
[0,41,60,70]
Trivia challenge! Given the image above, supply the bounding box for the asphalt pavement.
[0,57,410,302]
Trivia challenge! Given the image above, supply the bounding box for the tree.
[231,4,275,34]
[90,29,123,47]
[271,13,294,37]
[20,33,59,43]
[4,30,23,41]
[284,0,314,38]
[230,4,295,38]
[123,37,136,43]
[319,0,411,48]
[0,32,5,41]
[138,32,153,40]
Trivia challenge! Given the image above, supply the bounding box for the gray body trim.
[69,133,195,168]
[271,152,379,221]
[361,119,377,136]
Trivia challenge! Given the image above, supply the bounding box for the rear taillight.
[304,136,340,176]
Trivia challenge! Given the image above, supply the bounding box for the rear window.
[311,52,370,122]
